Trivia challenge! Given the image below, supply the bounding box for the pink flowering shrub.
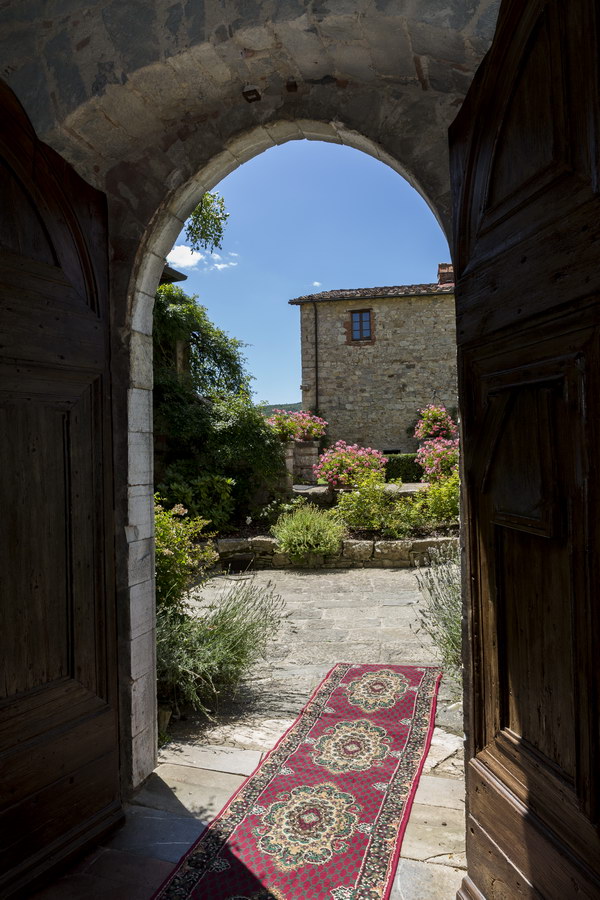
[267,409,328,441]
[414,405,458,442]
[266,409,297,441]
[313,440,388,488]
[292,411,328,440]
[416,437,459,482]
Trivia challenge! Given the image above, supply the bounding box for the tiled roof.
[288,282,454,304]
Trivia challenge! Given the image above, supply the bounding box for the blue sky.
[167,141,450,405]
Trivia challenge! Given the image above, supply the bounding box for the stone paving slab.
[401,803,467,867]
[421,729,464,775]
[413,775,466,811]
[107,805,205,863]
[33,567,466,899]
[132,764,246,821]
[286,606,323,618]
[190,718,296,752]
[30,848,174,900]
[158,743,262,775]
[392,858,465,900]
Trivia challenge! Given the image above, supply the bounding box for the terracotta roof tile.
[288,282,454,304]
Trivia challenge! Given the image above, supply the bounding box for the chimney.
[437,262,454,285]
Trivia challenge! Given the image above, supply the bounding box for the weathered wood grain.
[451,0,600,896]
[0,81,121,894]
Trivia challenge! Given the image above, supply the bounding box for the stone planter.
[293,440,319,484]
[283,441,295,490]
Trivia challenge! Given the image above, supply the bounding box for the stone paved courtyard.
[33,568,465,899]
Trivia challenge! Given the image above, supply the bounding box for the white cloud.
[168,244,240,274]
[312,281,322,287]
[167,244,204,269]
[229,252,239,257]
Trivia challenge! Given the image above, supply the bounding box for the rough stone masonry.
[290,263,458,452]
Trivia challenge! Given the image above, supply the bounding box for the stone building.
[290,264,457,452]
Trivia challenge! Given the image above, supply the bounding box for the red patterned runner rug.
[153,663,442,900]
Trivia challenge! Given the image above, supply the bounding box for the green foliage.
[336,471,400,532]
[271,504,347,562]
[205,393,286,514]
[156,578,284,715]
[414,544,462,679]
[385,453,423,483]
[155,389,285,525]
[336,471,459,538]
[425,470,460,523]
[383,476,459,538]
[154,283,249,397]
[207,394,283,475]
[185,191,229,253]
[259,402,302,417]
[154,497,217,609]
[378,498,430,538]
[155,496,284,718]
[154,370,212,456]
[158,463,236,529]
[254,494,307,527]
[153,285,285,525]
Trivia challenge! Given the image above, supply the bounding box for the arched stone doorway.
[126,123,455,786]
[1,1,504,892]
[0,2,499,794]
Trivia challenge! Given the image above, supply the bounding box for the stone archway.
[1,0,499,813]
[125,120,456,786]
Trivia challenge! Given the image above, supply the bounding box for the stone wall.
[215,535,458,569]
[300,295,457,452]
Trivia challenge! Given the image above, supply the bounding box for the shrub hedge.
[414,544,462,680]
[156,580,284,716]
[271,504,347,562]
[385,453,423,483]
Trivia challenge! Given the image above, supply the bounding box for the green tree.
[153,283,250,397]
[153,285,285,525]
[185,192,229,253]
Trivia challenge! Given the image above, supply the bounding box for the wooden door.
[0,83,121,893]
[450,1,600,896]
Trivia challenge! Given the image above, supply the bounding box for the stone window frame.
[345,308,376,344]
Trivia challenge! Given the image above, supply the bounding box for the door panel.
[451,1,600,896]
[0,83,121,893]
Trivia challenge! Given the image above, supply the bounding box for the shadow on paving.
[31,568,466,900]
[159,569,467,898]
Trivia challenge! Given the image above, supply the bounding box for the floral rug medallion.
[312,719,391,773]
[345,669,410,712]
[153,663,442,900]
[255,781,360,869]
